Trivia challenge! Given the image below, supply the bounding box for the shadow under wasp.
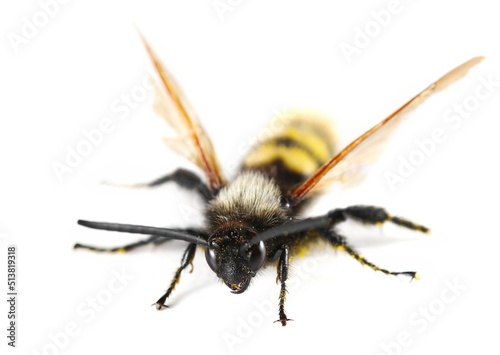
[74,34,483,325]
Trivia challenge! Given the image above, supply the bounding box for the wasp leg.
[326,231,418,279]
[273,245,293,326]
[154,243,197,310]
[328,205,429,233]
[104,168,212,201]
[73,235,171,253]
[245,207,427,249]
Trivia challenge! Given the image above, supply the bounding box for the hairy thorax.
[207,171,289,234]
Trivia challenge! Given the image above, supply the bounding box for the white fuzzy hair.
[208,171,286,226]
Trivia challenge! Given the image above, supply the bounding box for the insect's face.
[205,229,266,294]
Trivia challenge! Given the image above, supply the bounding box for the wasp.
[74,34,483,325]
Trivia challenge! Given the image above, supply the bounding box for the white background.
[1,0,499,354]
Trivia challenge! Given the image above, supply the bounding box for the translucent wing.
[289,56,484,204]
[139,33,226,192]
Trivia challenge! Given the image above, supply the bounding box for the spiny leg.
[327,231,418,280]
[328,205,429,233]
[246,205,428,248]
[154,243,197,310]
[104,168,212,201]
[273,245,293,326]
[74,235,171,253]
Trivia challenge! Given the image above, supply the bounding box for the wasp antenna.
[245,216,330,249]
[77,220,208,246]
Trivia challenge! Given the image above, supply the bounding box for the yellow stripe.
[244,113,337,176]
[278,127,331,163]
[244,145,319,175]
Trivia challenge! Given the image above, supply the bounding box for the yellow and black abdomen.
[242,110,337,194]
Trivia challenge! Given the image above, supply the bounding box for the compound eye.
[249,241,266,272]
[205,247,218,273]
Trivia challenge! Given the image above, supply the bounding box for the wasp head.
[205,228,267,294]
